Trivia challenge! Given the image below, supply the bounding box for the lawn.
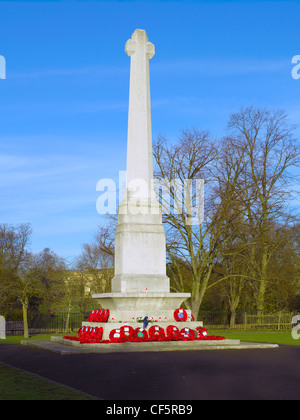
[0,333,66,345]
[210,329,300,346]
[0,333,99,400]
[0,362,97,400]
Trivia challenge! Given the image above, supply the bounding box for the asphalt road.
[0,343,299,400]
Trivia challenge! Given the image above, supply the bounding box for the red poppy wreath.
[174,308,188,322]
[148,325,166,341]
[120,325,135,341]
[64,325,104,343]
[180,327,195,341]
[166,325,181,341]
[194,326,209,338]
[109,328,127,343]
[88,308,110,323]
[133,327,148,342]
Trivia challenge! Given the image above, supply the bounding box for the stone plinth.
[92,292,192,339]
[0,316,6,340]
[91,290,194,340]
[49,336,262,354]
[92,292,191,320]
[82,320,203,341]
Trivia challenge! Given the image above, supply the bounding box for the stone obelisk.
[93,29,191,333]
[112,29,169,294]
[125,29,154,203]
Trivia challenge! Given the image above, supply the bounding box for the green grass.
[0,333,66,345]
[0,362,97,400]
[0,333,99,400]
[210,330,300,346]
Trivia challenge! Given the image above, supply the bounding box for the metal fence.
[199,310,298,330]
[27,311,91,334]
[5,310,299,335]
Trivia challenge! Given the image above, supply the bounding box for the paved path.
[0,344,299,400]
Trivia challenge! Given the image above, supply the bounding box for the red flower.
[109,328,127,343]
[87,310,96,322]
[180,327,195,341]
[87,308,110,323]
[75,326,104,343]
[63,336,80,341]
[174,308,188,322]
[194,326,208,338]
[193,326,225,341]
[63,318,226,345]
[148,325,167,341]
[133,327,148,342]
[166,325,181,341]
[196,335,226,341]
[120,325,135,342]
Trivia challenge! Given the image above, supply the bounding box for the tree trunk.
[64,301,72,333]
[257,249,268,317]
[22,298,29,339]
[191,297,201,322]
[230,310,236,328]
[191,265,213,320]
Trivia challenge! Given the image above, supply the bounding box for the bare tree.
[94,218,116,259]
[0,223,34,337]
[76,241,114,295]
[227,107,300,315]
[34,248,66,311]
[153,129,248,319]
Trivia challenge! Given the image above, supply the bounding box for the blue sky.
[0,0,299,262]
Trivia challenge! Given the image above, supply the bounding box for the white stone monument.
[0,315,6,340]
[91,29,198,339]
[113,29,169,294]
[50,30,277,351]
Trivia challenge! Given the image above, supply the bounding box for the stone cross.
[92,29,191,330]
[110,29,170,294]
[0,315,6,340]
[125,29,155,200]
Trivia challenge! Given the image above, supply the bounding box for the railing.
[199,310,298,330]
[5,312,91,335]
[28,311,91,334]
[4,310,299,335]
[6,321,25,335]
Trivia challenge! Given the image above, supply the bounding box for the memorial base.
[92,292,193,339]
[93,292,191,319]
[82,320,202,341]
[27,337,279,354]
